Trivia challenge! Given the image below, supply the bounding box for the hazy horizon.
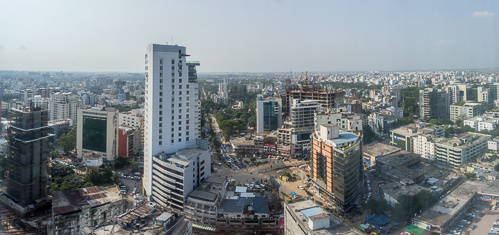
[1,0,498,73]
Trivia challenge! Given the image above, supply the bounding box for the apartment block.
[435,133,491,168]
[449,102,483,122]
[419,88,450,120]
[464,113,499,131]
[48,92,82,125]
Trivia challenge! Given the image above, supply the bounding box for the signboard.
[280,218,284,229]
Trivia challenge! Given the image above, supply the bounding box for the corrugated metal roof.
[300,207,323,220]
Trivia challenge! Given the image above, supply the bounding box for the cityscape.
[1,1,499,235]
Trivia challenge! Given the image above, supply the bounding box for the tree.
[56,126,77,154]
[250,157,256,163]
[365,198,392,213]
[281,171,291,177]
[414,190,438,211]
[114,156,131,169]
[494,163,499,172]
[50,151,60,160]
[465,173,477,181]
[363,125,376,144]
[49,163,75,179]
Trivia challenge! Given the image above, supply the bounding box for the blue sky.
[1,0,498,73]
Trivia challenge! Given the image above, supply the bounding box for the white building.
[464,113,499,131]
[76,107,118,161]
[411,134,442,161]
[449,102,483,122]
[118,109,143,129]
[143,44,206,208]
[478,87,490,104]
[48,92,82,126]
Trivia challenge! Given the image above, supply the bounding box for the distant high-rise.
[5,106,49,207]
[285,79,344,114]
[256,95,282,133]
[419,88,449,120]
[490,83,499,103]
[48,92,81,125]
[143,44,207,208]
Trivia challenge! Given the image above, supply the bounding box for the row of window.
[159,137,189,146]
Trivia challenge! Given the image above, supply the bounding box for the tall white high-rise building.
[143,44,206,208]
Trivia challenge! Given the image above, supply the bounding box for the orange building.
[311,124,363,212]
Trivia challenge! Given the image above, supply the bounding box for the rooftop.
[52,186,123,216]
[329,131,359,146]
[380,182,427,200]
[435,133,491,149]
[364,143,402,157]
[187,177,226,202]
[231,137,255,147]
[220,197,270,215]
[376,152,421,168]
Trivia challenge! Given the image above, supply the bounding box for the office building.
[4,106,50,208]
[449,102,483,122]
[477,87,490,104]
[491,83,499,103]
[311,124,363,212]
[143,44,206,208]
[48,92,82,126]
[277,99,320,158]
[390,122,445,152]
[76,107,118,161]
[435,133,490,168]
[256,95,282,133]
[419,88,450,120]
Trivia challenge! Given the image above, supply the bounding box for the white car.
[299,186,305,190]
[277,170,282,174]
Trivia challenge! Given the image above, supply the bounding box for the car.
[293,195,299,199]
[299,186,305,190]
[367,180,370,184]
[277,170,282,174]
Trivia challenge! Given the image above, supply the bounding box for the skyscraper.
[143,44,206,208]
[419,88,450,120]
[5,106,50,207]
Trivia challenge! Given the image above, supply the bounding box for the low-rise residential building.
[284,200,358,235]
[390,122,445,152]
[449,102,483,122]
[464,112,499,131]
[435,133,491,168]
[50,186,126,235]
[184,177,227,231]
[489,137,499,151]
[411,134,445,161]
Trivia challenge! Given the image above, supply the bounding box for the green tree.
[363,125,376,144]
[114,156,131,169]
[49,163,75,178]
[494,163,499,172]
[429,119,438,125]
[465,173,477,181]
[414,190,438,210]
[50,151,60,160]
[56,126,77,154]
[281,171,291,177]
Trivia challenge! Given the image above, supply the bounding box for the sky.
[1,0,498,73]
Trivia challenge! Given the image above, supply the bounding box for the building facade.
[419,88,450,120]
[5,107,50,207]
[311,125,363,212]
[48,92,81,126]
[143,44,198,197]
[76,107,118,161]
[449,102,483,122]
[435,133,491,168]
[256,96,282,133]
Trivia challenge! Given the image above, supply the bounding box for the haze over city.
[1,0,498,73]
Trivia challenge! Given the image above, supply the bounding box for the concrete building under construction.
[285,79,345,114]
[4,106,50,208]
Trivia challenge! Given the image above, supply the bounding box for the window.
[179,79,182,83]
[159,98,162,102]
[172,79,174,83]
[187,91,189,95]
[159,85,163,89]
[160,66,163,70]
[171,59,174,64]
[160,59,163,64]
[172,98,174,101]
[179,133,182,136]
[171,66,174,70]
[159,117,162,121]
[159,111,162,115]
[171,122,174,126]
[171,110,174,114]
[186,137,189,141]
[171,116,174,120]
[179,109,182,113]
[145,66,148,70]
[159,129,162,133]
[160,79,163,83]
[179,121,182,125]
[179,97,182,101]
[171,128,174,132]
[186,120,189,124]
[186,102,189,106]
[178,138,181,142]
[159,123,162,127]
[159,141,162,145]
[186,126,189,130]
[159,135,162,139]
[179,91,182,95]
[171,140,174,143]
[160,73,163,77]
[186,97,189,101]
[179,127,182,131]
[171,72,174,76]
[179,103,182,107]
[179,85,182,89]
[171,104,174,108]
[159,105,162,108]
[172,85,174,89]
[186,108,189,112]
[179,115,182,119]
[186,84,189,89]
[186,114,189,118]
[179,73,182,77]
[186,131,189,135]
[171,134,174,137]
